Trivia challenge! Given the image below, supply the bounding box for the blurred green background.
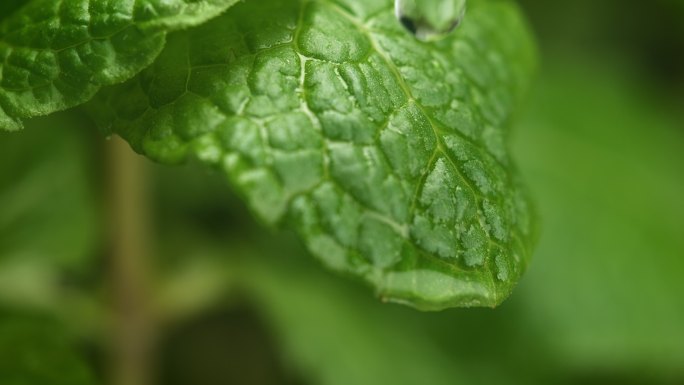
[0,0,683,384]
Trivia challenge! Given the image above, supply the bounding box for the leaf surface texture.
[0,0,240,130]
[94,0,536,309]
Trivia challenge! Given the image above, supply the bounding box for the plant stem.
[107,137,155,385]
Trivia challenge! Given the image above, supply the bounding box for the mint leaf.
[93,0,536,309]
[0,0,240,131]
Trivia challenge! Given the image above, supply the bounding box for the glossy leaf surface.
[0,0,240,130]
[94,0,536,309]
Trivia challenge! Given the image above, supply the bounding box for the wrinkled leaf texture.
[93,0,537,309]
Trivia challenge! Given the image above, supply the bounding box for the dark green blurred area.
[0,0,683,384]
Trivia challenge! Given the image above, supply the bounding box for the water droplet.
[395,0,467,41]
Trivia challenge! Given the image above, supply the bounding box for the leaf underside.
[92,0,537,310]
[0,0,240,131]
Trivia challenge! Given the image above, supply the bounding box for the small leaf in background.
[0,0,241,131]
[92,0,537,309]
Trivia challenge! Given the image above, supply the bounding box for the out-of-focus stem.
[107,136,155,385]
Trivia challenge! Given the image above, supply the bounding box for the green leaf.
[0,0,240,131]
[93,0,537,309]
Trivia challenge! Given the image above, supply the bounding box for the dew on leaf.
[91,0,537,309]
[395,0,467,41]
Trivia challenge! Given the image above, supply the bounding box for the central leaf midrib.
[322,2,502,282]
